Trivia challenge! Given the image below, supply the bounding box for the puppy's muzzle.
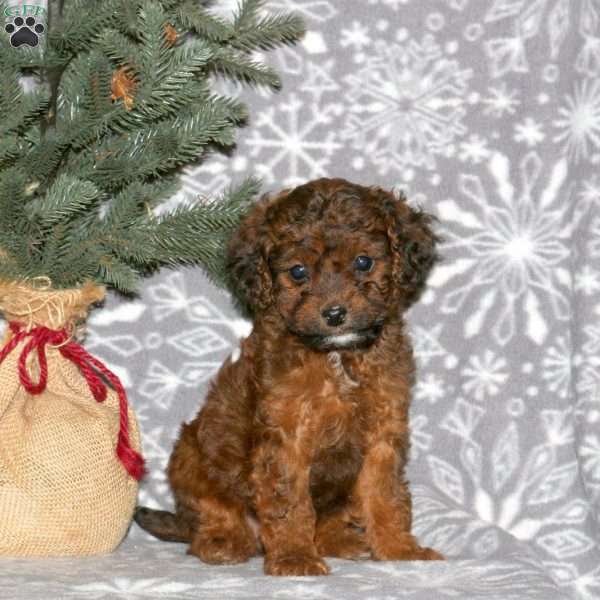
[321,305,347,327]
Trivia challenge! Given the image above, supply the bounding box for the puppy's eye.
[289,264,308,281]
[354,255,374,272]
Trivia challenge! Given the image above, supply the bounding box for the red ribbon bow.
[0,322,145,481]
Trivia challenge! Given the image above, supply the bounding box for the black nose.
[321,305,347,327]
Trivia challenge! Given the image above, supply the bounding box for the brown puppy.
[135,178,443,575]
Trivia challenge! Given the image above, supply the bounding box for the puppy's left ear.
[226,195,274,314]
[378,189,439,307]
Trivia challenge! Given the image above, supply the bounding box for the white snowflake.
[575,265,600,296]
[482,83,521,118]
[414,372,446,404]
[432,151,577,346]
[461,350,509,402]
[340,21,371,52]
[514,117,545,147]
[244,93,342,187]
[554,78,600,163]
[341,34,472,178]
[541,336,573,400]
[458,134,491,164]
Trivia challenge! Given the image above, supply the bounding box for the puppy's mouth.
[296,323,383,351]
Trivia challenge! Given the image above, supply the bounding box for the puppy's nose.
[322,305,347,327]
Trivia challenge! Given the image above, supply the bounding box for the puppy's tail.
[134,506,192,543]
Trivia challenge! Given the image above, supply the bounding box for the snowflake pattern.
[461,350,509,402]
[341,34,472,179]
[554,78,600,163]
[244,93,343,186]
[433,151,576,346]
[482,83,521,118]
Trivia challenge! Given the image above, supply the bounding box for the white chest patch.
[327,351,360,389]
[323,332,362,348]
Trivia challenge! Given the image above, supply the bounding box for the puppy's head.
[227,178,437,351]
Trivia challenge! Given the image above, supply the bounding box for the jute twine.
[0,278,141,557]
[0,277,105,332]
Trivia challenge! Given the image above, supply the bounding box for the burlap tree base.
[0,280,143,556]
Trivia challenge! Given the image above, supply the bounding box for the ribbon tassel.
[0,322,145,481]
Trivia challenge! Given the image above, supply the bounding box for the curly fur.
[135,178,442,576]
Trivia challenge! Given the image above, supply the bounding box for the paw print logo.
[5,16,45,48]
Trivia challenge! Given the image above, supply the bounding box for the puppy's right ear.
[226,195,274,314]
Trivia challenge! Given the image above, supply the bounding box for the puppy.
[135,178,443,575]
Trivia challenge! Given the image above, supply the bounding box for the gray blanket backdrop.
[2,1,600,599]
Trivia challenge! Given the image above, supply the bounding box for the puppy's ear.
[226,194,274,314]
[378,189,439,307]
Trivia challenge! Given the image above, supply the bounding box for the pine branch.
[211,48,281,89]
[147,178,260,269]
[97,257,143,292]
[119,40,214,121]
[0,166,28,230]
[54,0,120,54]
[95,28,142,67]
[28,174,102,226]
[233,0,264,30]
[83,103,238,189]
[0,66,23,122]
[231,11,306,52]
[1,91,50,137]
[176,0,232,42]
[137,0,172,87]
[20,133,68,183]
[0,136,22,168]
[103,176,180,227]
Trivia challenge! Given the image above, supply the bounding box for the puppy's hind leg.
[188,496,259,565]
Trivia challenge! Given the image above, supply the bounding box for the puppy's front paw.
[264,553,330,576]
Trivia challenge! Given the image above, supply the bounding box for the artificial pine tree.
[0,0,304,292]
[0,0,304,557]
